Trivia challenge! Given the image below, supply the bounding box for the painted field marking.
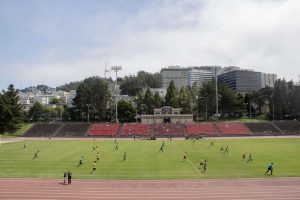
[172,142,202,176]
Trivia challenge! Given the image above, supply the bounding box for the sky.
[0,0,300,90]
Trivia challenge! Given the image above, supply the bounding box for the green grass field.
[0,138,299,179]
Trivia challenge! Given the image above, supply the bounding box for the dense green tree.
[198,80,216,118]
[219,85,240,116]
[272,79,289,119]
[120,71,162,96]
[165,80,178,107]
[153,92,162,108]
[72,77,110,122]
[178,87,191,114]
[28,102,45,122]
[117,99,136,123]
[56,81,82,92]
[143,88,154,114]
[2,84,23,131]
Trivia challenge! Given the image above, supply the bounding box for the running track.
[0,178,299,199]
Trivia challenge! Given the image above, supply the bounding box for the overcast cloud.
[0,0,299,89]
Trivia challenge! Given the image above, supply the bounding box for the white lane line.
[1,186,300,191]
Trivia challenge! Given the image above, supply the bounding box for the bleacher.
[216,123,252,136]
[185,123,219,137]
[55,123,91,137]
[244,123,279,136]
[154,124,186,137]
[121,124,152,137]
[24,123,62,137]
[272,121,300,135]
[87,123,120,137]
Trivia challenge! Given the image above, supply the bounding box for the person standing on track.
[67,170,72,184]
[64,171,67,184]
[265,162,274,175]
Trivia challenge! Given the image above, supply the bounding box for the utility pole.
[215,67,219,121]
[87,104,90,123]
[111,66,122,123]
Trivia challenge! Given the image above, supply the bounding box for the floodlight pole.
[111,66,122,123]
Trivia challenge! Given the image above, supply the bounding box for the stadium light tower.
[111,66,122,123]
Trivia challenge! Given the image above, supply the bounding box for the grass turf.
[0,138,299,179]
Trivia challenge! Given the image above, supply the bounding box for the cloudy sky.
[0,0,300,90]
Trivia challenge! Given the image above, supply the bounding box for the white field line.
[172,142,202,176]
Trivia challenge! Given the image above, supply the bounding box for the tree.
[72,77,110,122]
[3,84,23,131]
[272,79,288,119]
[27,102,45,122]
[219,85,241,117]
[143,88,154,114]
[178,87,191,114]
[165,80,178,107]
[198,80,216,118]
[153,92,162,108]
[117,100,136,123]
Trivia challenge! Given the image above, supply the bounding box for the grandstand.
[216,123,252,136]
[185,123,219,137]
[154,124,186,137]
[87,123,120,137]
[24,123,62,137]
[54,123,91,137]
[244,122,279,136]
[272,121,300,135]
[121,124,152,137]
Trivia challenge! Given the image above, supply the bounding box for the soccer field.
[0,138,299,179]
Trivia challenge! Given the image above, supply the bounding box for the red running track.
[0,177,300,199]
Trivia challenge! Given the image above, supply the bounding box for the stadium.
[1,1,300,199]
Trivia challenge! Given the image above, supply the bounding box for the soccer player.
[23,143,27,149]
[77,156,84,167]
[203,160,207,173]
[247,153,253,163]
[33,150,39,159]
[210,141,214,146]
[265,162,274,175]
[220,145,224,151]
[91,161,97,174]
[115,143,119,150]
[123,152,127,161]
[114,139,117,144]
[242,152,246,160]
[96,152,100,161]
[223,146,229,154]
[162,141,165,148]
[199,158,205,166]
[159,145,164,152]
